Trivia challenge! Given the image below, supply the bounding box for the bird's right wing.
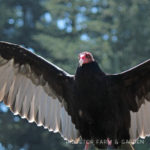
[111,59,150,141]
[0,41,80,143]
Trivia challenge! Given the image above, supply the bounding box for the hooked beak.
[79,58,84,66]
[79,54,85,66]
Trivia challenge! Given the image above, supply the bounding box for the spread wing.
[0,41,80,143]
[112,59,150,141]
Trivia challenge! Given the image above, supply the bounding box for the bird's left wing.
[111,59,150,141]
[0,41,80,143]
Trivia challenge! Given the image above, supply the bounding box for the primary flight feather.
[0,41,150,149]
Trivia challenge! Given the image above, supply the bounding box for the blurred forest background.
[0,0,150,150]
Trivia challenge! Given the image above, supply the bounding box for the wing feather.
[130,100,150,141]
[0,42,80,143]
[112,59,150,141]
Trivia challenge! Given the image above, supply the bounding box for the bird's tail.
[117,143,134,150]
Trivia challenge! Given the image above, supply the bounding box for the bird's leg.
[107,138,112,146]
[84,141,90,150]
[107,138,114,150]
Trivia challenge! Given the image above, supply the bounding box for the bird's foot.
[84,141,90,150]
[107,138,114,150]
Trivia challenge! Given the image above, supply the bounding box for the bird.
[0,41,150,149]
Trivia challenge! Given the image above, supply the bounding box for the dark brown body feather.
[73,62,130,148]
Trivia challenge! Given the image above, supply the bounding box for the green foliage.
[110,0,150,72]
[0,0,150,149]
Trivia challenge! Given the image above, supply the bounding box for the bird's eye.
[86,55,90,58]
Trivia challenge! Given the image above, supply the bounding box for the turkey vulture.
[0,41,150,149]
